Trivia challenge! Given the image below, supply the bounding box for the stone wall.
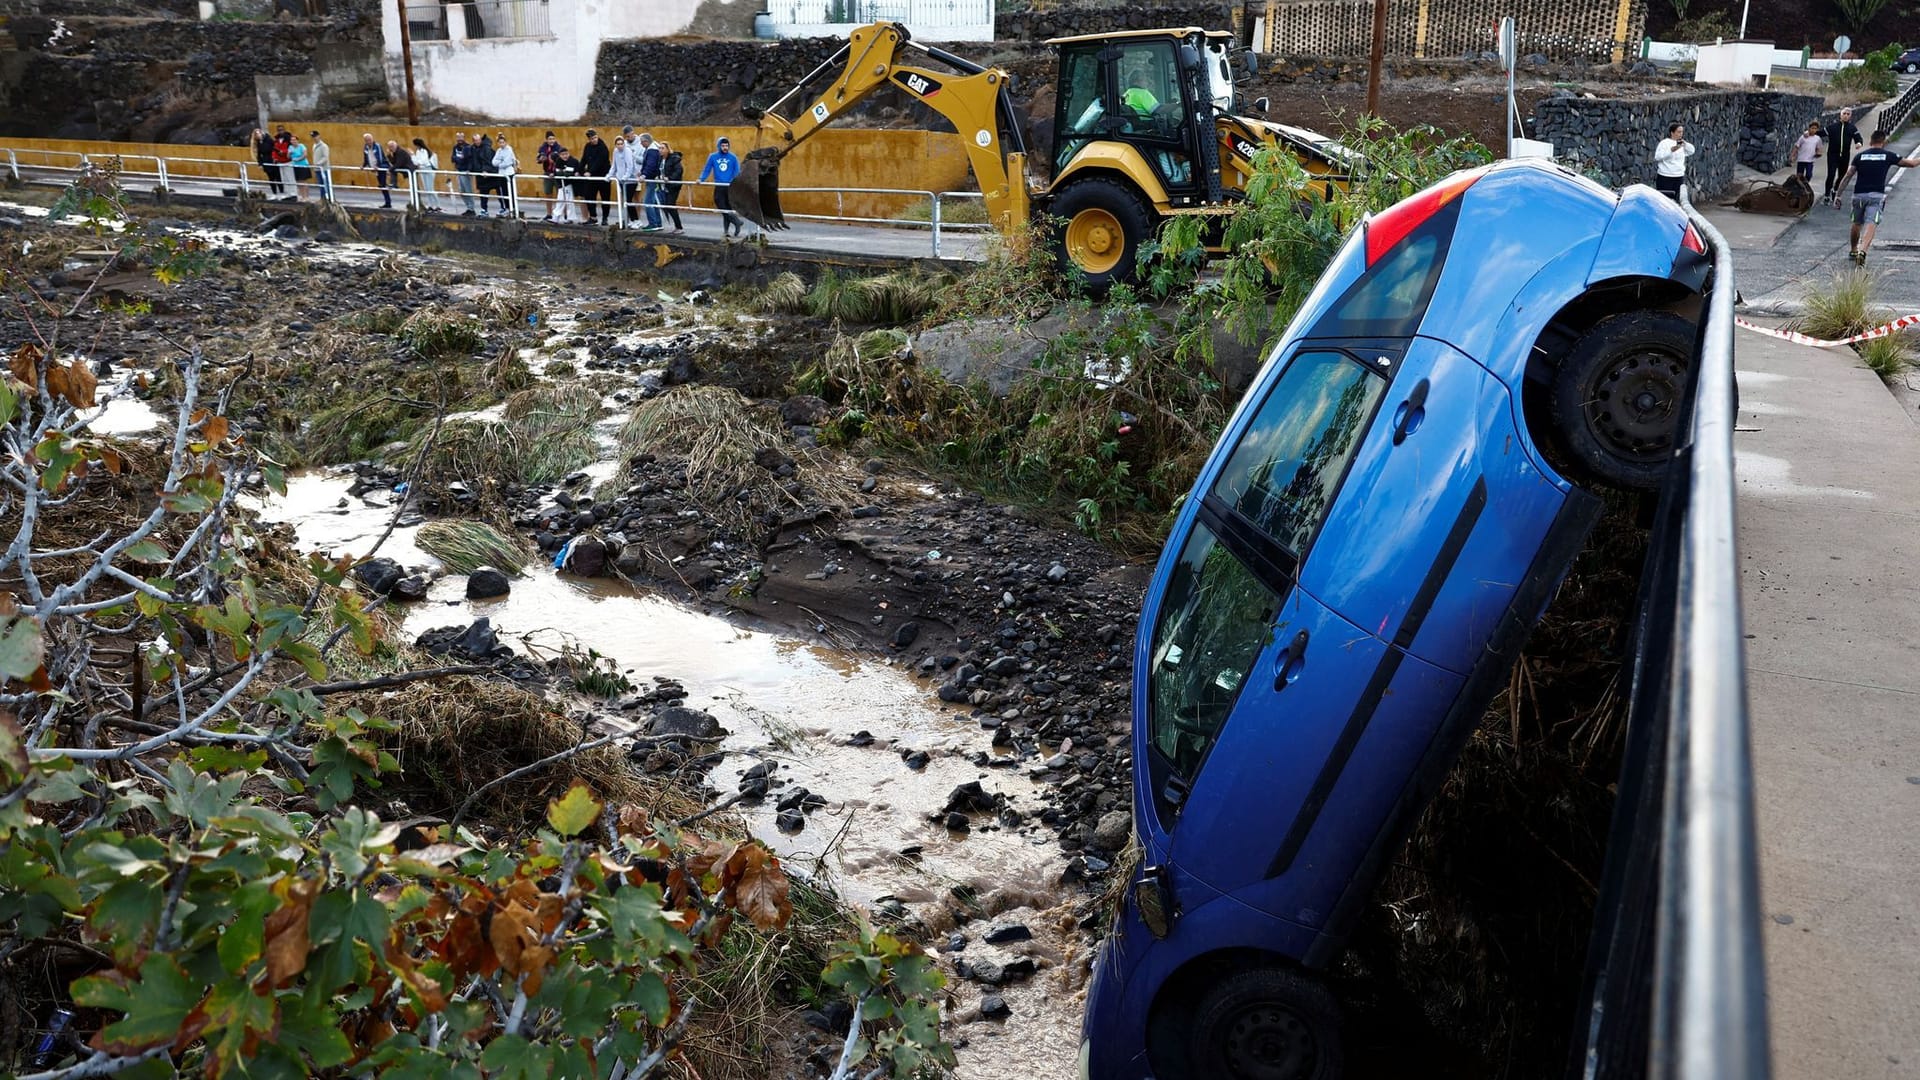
[1531,88,1821,196]
[994,1,1234,40]
[586,35,1020,128]
[0,14,354,142]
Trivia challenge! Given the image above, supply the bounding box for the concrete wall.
[0,125,972,220]
[1531,87,1822,195]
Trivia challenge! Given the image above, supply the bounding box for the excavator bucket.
[730,150,789,231]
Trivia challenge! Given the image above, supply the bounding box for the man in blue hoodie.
[697,136,744,238]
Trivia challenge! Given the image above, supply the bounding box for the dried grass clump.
[413,383,602,490]
[1857,333,1915,383]
[616,386,851,533]
[759,270,947,325]
[339,304,404,335]
[757,271,808,315]
[1796,269,1881,342]
[477,292,540,327]
[415,520,533,575]
[365,675,644,826]
[399,307,485,359]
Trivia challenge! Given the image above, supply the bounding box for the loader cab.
[1051,28,1213,202]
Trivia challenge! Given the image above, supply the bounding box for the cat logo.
[895,71,943,98]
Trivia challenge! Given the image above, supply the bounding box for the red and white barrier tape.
[1735,311,1920,347]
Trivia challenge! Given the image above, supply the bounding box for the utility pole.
[394,0,419,126]
[1365,0,1389,117]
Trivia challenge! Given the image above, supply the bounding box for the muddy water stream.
[260,471,1085,1079]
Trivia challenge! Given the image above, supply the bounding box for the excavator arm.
[734,22,1030,234]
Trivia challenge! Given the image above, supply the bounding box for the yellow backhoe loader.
[731,21,1350,291]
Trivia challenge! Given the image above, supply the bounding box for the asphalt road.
[7,162,990,264]
[1730,133,1920,317]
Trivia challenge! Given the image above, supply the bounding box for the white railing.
[0,147,987,259]
[766,0,994,41]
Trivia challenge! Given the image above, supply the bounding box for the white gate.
[766,0,994,42]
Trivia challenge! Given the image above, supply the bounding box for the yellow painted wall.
[0,125,976,222]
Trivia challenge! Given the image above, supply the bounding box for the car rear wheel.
[1549,309,1696,490]
[1189,968,1342,1080]
[1051,177,1155,293]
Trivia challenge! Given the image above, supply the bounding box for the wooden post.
[1365,0,1388,117]
[394,0,420,127]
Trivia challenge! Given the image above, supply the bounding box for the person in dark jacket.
[638,132,663,230]
[361,133,392,208]
[1824,107,1863,207]
[474,133,498,216]
[451,132,477,214]
[386,140,416,208]
[579,129,612,226]
[658,143,685,233]
[251,128,282,196]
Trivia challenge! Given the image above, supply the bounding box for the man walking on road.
[1824,107,1863,207]
[1840,129,1920,265]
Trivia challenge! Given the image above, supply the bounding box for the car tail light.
[1365,169,1483,266]
[1680,223,1707,254]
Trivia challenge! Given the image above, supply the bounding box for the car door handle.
[1272,629,1308,691]
[1392,378,1430,445]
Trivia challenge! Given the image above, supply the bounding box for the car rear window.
[1209,349,1387,559]
[1307,201,1459,339]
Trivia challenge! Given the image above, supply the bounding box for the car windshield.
[1210,349,1387,557]
[1147,523,1279,799]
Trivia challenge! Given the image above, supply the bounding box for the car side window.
[1210,349,1387,559]
[1147,523,1278,797]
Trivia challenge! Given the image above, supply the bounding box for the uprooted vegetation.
[0,193,956,1078]
[615,385,861,536]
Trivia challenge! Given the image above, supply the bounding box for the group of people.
[531,127,687,230]
[1791,105,1920,265]
[250,122,754,236]
[250,127,331,202]
[1657,105,1915,266]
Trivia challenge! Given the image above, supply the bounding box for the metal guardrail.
[1570,187,1769,1080]
[0,147,983,259]
[1879,76,1920,136]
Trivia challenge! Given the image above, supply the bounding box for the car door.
[1136,346,1395,897]
[1301,337,1569,675]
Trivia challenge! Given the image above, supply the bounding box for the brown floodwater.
[261,468,1085,1079]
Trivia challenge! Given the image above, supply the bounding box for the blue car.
[1078,159,1710,1079]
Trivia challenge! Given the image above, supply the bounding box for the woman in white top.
[490,137,518,216]
[410,138,450,212]
[1791,122,1822,185]
[610,135,640,226]
[1652,122,1696,201]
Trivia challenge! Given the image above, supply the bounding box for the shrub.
[1830,42,1901,96]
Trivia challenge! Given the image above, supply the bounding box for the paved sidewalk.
[1733,327,1920,1079]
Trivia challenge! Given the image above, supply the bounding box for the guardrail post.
[931,192,942,258]
[4,150,17,183]
[509,175,520,219]
[238,162,251,195]
[614,179,626,228]
[155,157,169,190]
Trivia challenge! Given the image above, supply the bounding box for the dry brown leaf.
[726,842,793,931]
[46,358,96,409]
[262,877,319,988]
[489,904,535,976]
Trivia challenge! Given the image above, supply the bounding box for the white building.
[382,0,754,121]
[383,0,995,121]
